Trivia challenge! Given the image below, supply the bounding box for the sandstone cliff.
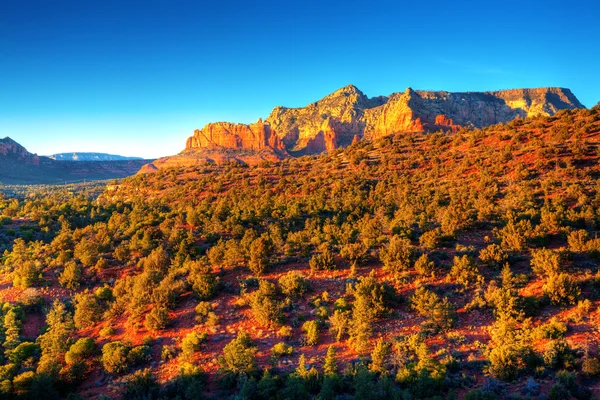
[182,85,584,157]
[185,121,285,152]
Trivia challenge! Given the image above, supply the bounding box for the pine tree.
[370,338,390,374]
[3,308,21,358]
[37,300,74,375]
[349,294,374,353]
[323,346,338,376]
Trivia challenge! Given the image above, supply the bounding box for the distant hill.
[0,137,150,184]
[49,152,143,161]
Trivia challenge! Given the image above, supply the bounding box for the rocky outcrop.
[0,137,40,165]
[182,85,584,157]
[185,121,285,152]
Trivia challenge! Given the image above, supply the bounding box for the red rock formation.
[175,85,584,163]
[186,121,285,152]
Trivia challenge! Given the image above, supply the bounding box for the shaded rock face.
[184,85,584,156]
[0,137,39,165]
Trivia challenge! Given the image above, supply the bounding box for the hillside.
[49,153,143,162]
[0,105,599,399]
[0,137,150,184]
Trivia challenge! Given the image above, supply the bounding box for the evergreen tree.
[323,346,338,376]
[3,308,21,358]
[37,300,74,375]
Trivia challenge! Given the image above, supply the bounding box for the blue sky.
[1,0,598,158]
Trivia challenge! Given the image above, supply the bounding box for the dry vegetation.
[0,105,600,399]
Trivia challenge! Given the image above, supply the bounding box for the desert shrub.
[218,332,257,375]
[73,290,103,329]
[419,228,442,249]
[278,271,310,298]
[181,332,207,360]
[102,341,131,374]
[9,342,40,366]
[380,235,413,272]
[123,368,160,400]
[340,242,368,265]
[410,287,455,331]
[144,305,170,331]
[277,325,293,338]
[12,260,42,288]
[543,273,580,305]
[58,261,83,290]
[328,310,349,342]
[567,229,589,252]
[498,219,532,251]
[249,280,283,327]
[248,237,272,276]
[530,248,561,277]
[187,258,219,300]
[127,345,151,367]
[65,338,96,364]
[543,341,575,369]
[302,320,320,346]
[530,318,567,340]
[478,244,508,268]
[414,253,435,277]
[370,338,391,374]
[160,363,205,399]
[349,272,398,317]
[309,248,336,271]
[448,255,481,288]
[271,342,293,357]
[582,356,600,377]
[99,325,116,338]
[194,301,219,326]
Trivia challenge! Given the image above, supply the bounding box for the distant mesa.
[162,85,583,169]
[0,137,149,185]
[49,152,143,162]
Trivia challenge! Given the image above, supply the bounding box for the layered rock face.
[185,121,285,152]
[184,85,584,156]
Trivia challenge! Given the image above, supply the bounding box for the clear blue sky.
[1,0,598,159]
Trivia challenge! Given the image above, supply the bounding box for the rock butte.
[144,85,584,170]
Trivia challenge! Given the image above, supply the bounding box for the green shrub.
[302,320,320,346]
[127,345,151,367]
[187,259,219,300]
[144,305,170,331]
[65,338,96,364]
[249,280,283,327]
[449,255,481,288]
[530,248,561,277]
[123,368,160,400]
[218,332,257,375]
[181,332,207,359]
[414,253,435,277]
[411,287,455,331]
[58,261,83,290]
[309,248,336,271]
[271,342,293,357]
[543,273,580,306]
[8,342,40,366]
[478,244,508,268]
[380,235,413,272]
[278,271,310,298]
[102,341,131,374]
